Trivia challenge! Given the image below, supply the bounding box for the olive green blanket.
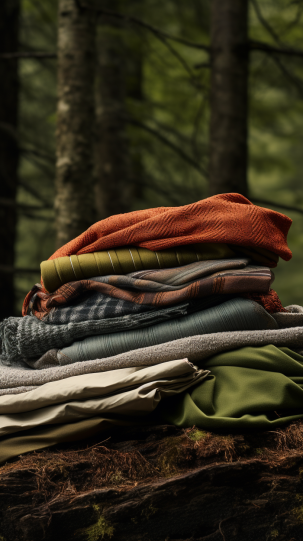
[41,244,277,293]
[42,244,236,292]
[158,345,303,429]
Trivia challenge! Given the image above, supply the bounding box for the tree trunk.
[94,1,132,220]
[0,0,20,320]
[1,422,303,540]
[55,0,96,249]
[126,37,144,205]
[209,0,249,197]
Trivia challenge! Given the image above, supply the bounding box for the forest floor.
[1,422,303,540]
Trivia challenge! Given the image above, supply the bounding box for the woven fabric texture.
[41,244,238,293]
[1,317,303,394]
[0,359,208,462]
[48,194,292,260]
[28,259,274,320]
[41,244,279,293]
[0,303,192,366]
[22,193,292,315]
[159,346,303,429]
[55,298,277,366]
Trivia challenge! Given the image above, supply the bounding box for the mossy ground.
[76,504,114,541]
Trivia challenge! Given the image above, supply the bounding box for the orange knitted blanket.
[49,193,292,260]
[22,194,292,315]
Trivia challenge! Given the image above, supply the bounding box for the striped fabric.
[22,193,292,314]
[57,298,278,365]
[41,244,238,292]
[28,259,275,321]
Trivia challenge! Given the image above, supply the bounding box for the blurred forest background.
[1,0,303,318]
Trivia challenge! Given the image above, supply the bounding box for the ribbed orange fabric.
[22,194,292,315]
[48,194,292,261]
[243,290,288,313]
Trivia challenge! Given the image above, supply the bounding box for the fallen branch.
[270,54,303,96]
[0,265,39,274]
[0,52,56,59]
[0,198,52,212]
[128,118,207,177]
[251,0,282,45]
[250,39,303,58]
[74,1,210,52]
[18,181,53,208]
[252,197,303,216]
[194,62,211,69]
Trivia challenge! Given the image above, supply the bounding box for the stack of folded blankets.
[2,192,303,463]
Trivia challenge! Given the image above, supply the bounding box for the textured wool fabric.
[0,303,194,366]
[41,244,238,292]
[271,304,303,327]
[1,321,303,395]
[35,293,233,326]
[27,259,275,320]
[2,298,236,367]
[54,298,277,366]
[22,193,292,315]
[159,346,303,429]
[242,289,286,314]
[46,194,293,260]
[41,244,279,293]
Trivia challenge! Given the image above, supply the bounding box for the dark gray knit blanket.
[56,298,277,366]
[0,297,232,367]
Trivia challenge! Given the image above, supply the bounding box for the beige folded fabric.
[0,359,208,438]
[41,244,238,292]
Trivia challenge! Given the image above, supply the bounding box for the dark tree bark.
[1,423,303,540]
[0,0,20,320]
[94,0,132,219]
[126,39,144,204]
[209,0,249,197]
[55,0,96,249]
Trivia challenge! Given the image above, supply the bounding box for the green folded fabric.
[159,345,303,429]
[58,298,277,365]
[0,417,136,464]
[3,347,303,463]
[0,416,137,464]
[41,244,238,292]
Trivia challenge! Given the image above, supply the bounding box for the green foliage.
[268,530,279,539]
[292,494,303,523]
[157,436,184,476]
[77,504,114,541]
[15,0,57,312]
[248,0,303,305]
[187,428,207,442]
[16,0,303,311]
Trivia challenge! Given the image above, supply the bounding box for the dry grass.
[0,440,158,508]
[2,421,303,508]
